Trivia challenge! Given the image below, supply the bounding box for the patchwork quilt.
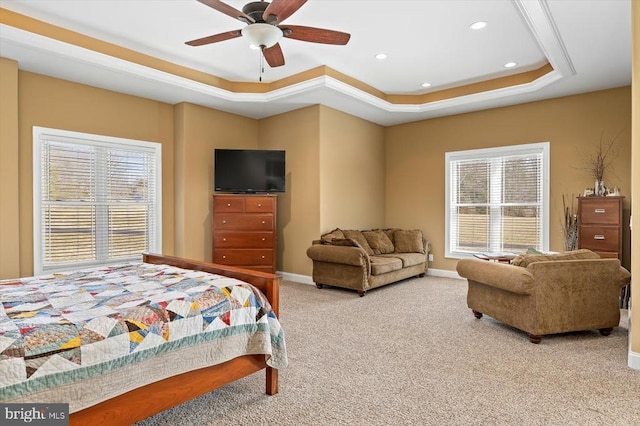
[0,262,287,402]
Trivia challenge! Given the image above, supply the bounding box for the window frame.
[33,126,162,274]
[444,142,550,259]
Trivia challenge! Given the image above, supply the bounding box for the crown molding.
[0,1,576,125]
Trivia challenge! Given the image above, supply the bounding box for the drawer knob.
[222,255,226,259]
[594,208,606,213]
[262,237,265,241]
[594,235,606,240]
[223,238,226,242]
[227,203,231,207]
[261,255,265,259]
[262,220,265,224]
[222,220,226,224]
[258,203,262,207]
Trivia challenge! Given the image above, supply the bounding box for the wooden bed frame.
[69,253,281,426]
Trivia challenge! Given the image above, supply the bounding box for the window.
[33,127,161,274]
[445,142,549,258]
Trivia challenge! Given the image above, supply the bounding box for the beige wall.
[258,105,386,276]
[630,0,639,359]
[386,87,632,272]
[1,68,632,280]
[319,106,386,231]
[0,58,20,278]
[258,106,321,275]
[174,102,259,262]
[4,70,175,278]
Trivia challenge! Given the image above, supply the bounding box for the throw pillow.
[320,228,345,244]
[329,238,364,250]
[382,228,398,245]
[342,230,374,255]
[363,230,395,255]
[393,229,425,254]
[511,249,600,267]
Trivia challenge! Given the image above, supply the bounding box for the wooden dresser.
[212,194,277,273]
[577,196,624,260]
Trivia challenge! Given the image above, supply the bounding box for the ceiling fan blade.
[263,0,308,25]
[281,25,351,45]
[185,30,242,46]
[196,0,253,24]
[263,43,285,67]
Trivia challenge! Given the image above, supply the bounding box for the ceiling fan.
[186,0,351,68]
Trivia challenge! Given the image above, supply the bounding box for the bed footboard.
[68,254,282,426]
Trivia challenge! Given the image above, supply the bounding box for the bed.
[0,253,287,425]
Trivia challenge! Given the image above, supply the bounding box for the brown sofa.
[456,249,631,343]
[306,228,431,296]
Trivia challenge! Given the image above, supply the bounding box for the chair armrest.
[306,244,369,266]
[456,259,534,295]
[618,266,631,287]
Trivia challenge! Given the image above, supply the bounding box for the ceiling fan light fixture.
[241,23,283,49]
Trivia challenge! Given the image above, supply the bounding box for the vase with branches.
[582,132,619,196]
[562,194,578,251]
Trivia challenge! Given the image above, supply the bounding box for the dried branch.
[562,194,578,251]
[580,131,620,182]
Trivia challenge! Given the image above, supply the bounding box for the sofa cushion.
[393,229,425,253]
[328,238,362,248]
[370,256,403,275]
[363,230,395,255]
[378,253,426,268]
[320,228,345,244]
[342,230,374,255]
[511,249,600,267]
[382,228,399,245]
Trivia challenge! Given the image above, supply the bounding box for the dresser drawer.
[579,199,621,224]
[213,196,245,213]
[214,232,274,248]
[246,197,274,213]
[213,249,273,266]
[214,214,274,231]
[578,226,619,252]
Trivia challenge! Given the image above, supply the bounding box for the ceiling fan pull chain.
[259,46,265,82]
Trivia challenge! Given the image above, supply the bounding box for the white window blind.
[33,127,161,274]
[445,142,549,258]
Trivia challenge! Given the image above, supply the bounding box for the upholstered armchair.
[456,250,631,343]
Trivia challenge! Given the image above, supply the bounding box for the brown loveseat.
[456,249,631,343]
[306,228,431,296]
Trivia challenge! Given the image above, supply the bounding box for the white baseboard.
[628,350,640,370]
[629,308,640,370]
[278,268,463,284]
[427,268,464,280]
[277,271,314,285]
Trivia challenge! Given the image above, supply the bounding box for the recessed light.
[504,61,517,68]
[421,82,432,88]
[470,21,487,30]
[375,53,388,60]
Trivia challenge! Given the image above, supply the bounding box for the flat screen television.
[214,149,286,193]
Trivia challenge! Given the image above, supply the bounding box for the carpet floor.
[137,276,640,425]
